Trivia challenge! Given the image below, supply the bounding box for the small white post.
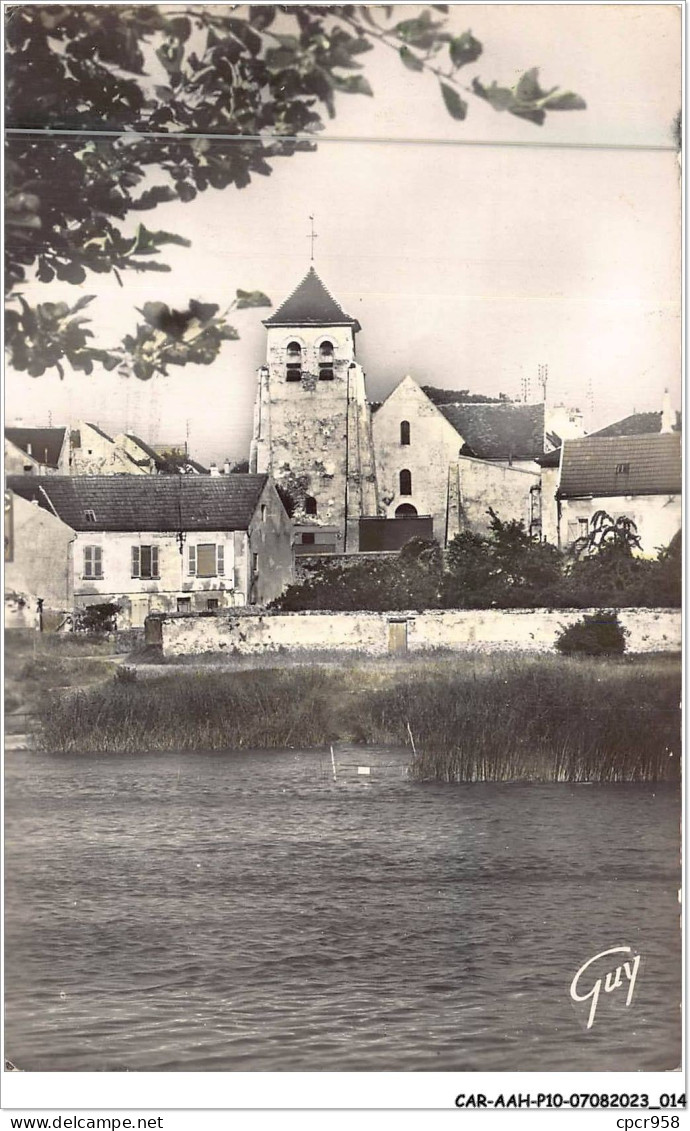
[406,721,417,757]
[330,744,337,782]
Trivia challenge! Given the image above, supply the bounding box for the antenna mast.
[538,363,548,402]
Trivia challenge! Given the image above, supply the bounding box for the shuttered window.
[189,543,224,577]
[83,545,103,578]
[132,545,159,578]
[196,544,216,577]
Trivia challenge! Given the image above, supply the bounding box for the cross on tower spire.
[307,214,318,262]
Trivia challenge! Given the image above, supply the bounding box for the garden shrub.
[555,611,627,656]
[74,602,121,634]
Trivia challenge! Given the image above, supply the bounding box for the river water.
[4,746,681,1072]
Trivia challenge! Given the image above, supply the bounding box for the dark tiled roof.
[438,403,545,460]
[5,427,66,468]
[263,267,360,329]
[125,434,165,467]
[591,411,681,437]
[558,434,681,498]
[7,475,269,531]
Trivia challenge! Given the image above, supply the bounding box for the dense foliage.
[555,611,627,656]
[272,512,681,611]
[74,601,122,634]
[6,4,585,379]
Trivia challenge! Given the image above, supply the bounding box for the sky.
[5,3,681,466]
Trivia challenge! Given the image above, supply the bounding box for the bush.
[74,602,121,634]
[555,611,627,656]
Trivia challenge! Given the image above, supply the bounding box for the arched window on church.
[305,495,317,516]
[400,420,410,446]
[318,340,334,381]
[286,341,302,381]
[399,469,412,496]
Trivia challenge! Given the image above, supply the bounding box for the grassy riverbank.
[5,630,119,719]
[36,652,680,782]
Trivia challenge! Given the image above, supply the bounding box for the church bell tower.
[249,267,378,552]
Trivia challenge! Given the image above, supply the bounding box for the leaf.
[440,82,467,120]
[176,181,197,203]
[249,5,276,30]
[36,259,54,283]
[399,45,424,72]
[228,18,263,56]
[509,105,546,126]
[188,300,220,323]
[167,16,191,42]
[140,301,171,327]
[69,294,96,315]
[514,67,549,103]
[472,77,514,112]
[236,289,272,309]
[335,74,373,96]
[449,31,482,68]
[55,260,86,284]
[541,90,587,111]
[155,40,184,75]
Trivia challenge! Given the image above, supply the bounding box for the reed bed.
[37,654,680,783]
[359,655,680,782]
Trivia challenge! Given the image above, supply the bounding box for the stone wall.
[150,606,681,657]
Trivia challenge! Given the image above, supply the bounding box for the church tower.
[249,267,378,552]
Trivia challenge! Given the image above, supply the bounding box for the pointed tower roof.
[263,267,360,330]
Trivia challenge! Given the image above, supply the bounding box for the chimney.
[209,462,220,477]
[223,460,231,476]
[661,388,674,434]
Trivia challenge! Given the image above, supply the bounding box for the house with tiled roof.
[5,427,70,475]
[556,433,681,554]
[69,422,148,476]
[7,474,293,627]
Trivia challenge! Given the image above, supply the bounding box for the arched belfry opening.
[319,340,334,380]
[286,341,302,381]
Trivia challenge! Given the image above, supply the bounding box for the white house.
[5,427,70,475]
[556,432,681,554]
[7,474,294,627]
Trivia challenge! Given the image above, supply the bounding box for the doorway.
[388,619,408,654]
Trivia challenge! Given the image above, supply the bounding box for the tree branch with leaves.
[5,4,586,380]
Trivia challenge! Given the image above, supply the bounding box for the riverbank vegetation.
[37,653,680,783]
[5,629,119,718]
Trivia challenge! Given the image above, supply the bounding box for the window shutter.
[94,546,102,577]
[131,546,140,578]
[84,546,92,577]
[151,546,159,578]
[217,544,224,576]
[188,544,196,576]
